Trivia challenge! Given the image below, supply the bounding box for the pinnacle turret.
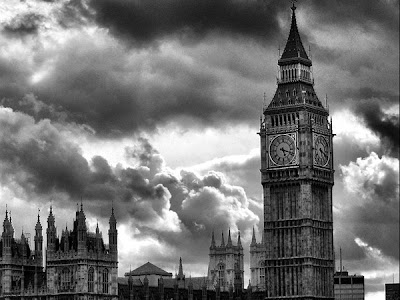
[237,231,242,248]
[220,232,225,246]
[177,257,185,280]
[227,228,232,247]
[210,230,216,249]
[108,205,118,255]
[251,227,257,246]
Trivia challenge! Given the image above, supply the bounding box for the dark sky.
[0,0,398,298]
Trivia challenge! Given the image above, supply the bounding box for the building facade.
[0,210,45,298]
[249,228,265,291]
[385,283,399,300]
[0,204,118,300]
[334,271,364,300]
[259,4,335,299]
[46,204,118,300]
[207,230,244,293]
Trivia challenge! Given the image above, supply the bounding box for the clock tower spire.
[259,4,334,299]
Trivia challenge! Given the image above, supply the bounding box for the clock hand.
[319,149,328,158]
[280,147,294,156]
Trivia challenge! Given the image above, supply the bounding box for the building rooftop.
[125,262,173,277]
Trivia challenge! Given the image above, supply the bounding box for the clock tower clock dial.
[269,134,297,166]
[258,3,335,300]
[314,134,330,167]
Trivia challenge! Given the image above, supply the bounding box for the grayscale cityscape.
[0,1,398,300]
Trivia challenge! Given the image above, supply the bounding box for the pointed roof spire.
[211,230,216,248]
[251,227,257,245]
[279,2,311,66]
[177,257,184,279]
[221,231,225,246]
[227,228,232,246]
[109,204,116,224]
[5,204,8,221]
[35,209,42,231]
[237,231,242,248]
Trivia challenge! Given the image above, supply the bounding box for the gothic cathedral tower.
[259,4,334,299]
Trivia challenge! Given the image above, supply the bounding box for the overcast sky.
[0,0,398,299]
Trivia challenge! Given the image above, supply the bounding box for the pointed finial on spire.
[9,210,11,223]
[221,231,225,246]
[211,230,216,248]
[251,227,256,245]
[50,205,53,215]
[37,208,40,222]
[178,257,184,278]
[227,228,232,246]
[5,204,8,220]
[80,197,83,211]
[291,0,297,11]
[237,231,242,247]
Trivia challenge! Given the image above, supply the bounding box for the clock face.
[269,134,296,166]
[314,135,329,167]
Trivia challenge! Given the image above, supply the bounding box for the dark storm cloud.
[84,0,285,47]
[353,100,399,157]
[352,88,399,105]
[4,35,261,137]
[2,13,44,36]
[74,0,398,48]
[305,0,398,34]
[0,57,31,100]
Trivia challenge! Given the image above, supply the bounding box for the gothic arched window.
[88,267,94,292]
[60,268,71,291]
[218,264,225,287]
[102,268,109,294]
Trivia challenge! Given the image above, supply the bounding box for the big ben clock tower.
[259,3,334,299]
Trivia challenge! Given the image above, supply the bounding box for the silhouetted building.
[260,3,335,299]
[0,209,45,297]
[385,283,399,300]
[334,271,364,299]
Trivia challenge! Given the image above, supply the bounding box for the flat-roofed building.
[385,283,399,300]
[334,271,364,300]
